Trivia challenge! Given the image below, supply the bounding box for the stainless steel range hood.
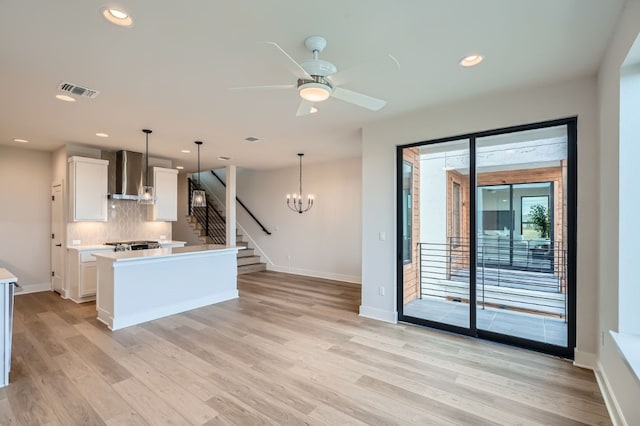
[102,150,144,200]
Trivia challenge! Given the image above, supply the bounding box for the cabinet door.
[79,263,97,297]
[152,168,178,221]
[70,157,108,222]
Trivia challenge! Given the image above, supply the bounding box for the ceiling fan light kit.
[298,81,332,102]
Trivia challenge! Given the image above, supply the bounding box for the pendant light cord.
[145,132,149,186]
[195,141,203,188]
[142,129,152,187]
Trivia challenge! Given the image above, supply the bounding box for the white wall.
[361,77,599,356]
[199,157,363,283]
[0,146,52,291]
[419,156,447,244]
[597,0,640,423]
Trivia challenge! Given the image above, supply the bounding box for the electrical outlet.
[379,231,386,241]
[159,235,166,241]
[379,286,385,296]
[72,240,81,245]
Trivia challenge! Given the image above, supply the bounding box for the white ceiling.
[0,0,625,172]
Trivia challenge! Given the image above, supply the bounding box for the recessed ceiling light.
[244,136,260,142]
[218,156,232,161]
[176,166,184,170]
[96,132,109,138]
[55,94,76,102]
[459,54,484,67]
[12,138,28,143]
[181,149,191,153]
[101,7,134,27]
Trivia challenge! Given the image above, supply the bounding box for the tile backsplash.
[67,199,172,244]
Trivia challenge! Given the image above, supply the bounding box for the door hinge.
[51,271,55,277]
[52,233,55,239]
[52,195,55,201]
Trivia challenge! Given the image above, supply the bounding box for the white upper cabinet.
[68,156,108,222]
[149,167,178,221]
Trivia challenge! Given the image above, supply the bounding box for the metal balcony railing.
[418,238,567,319]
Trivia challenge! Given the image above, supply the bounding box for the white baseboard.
[15,282,51,295]
[359,305,397,323]
[268,264,361,284]
[595,360,627,426]
[574,349,597,370]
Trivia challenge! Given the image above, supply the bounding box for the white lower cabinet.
[79,262,97,297]
[68,247,113,302]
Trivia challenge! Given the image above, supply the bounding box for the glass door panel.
[401,140,472,331]
[475,125,568,347]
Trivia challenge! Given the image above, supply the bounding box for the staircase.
[186,216,266,274]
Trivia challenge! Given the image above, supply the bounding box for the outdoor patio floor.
[403,297,567,346]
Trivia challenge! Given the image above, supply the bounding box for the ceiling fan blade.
[264,41,312,80]
[228,84,295,91]
[329,54,400,86]
[331,87,387,111]
[296,100,314,117]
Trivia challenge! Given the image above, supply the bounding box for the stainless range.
[105,240,160,252]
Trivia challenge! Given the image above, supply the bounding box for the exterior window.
[402,161,412,264]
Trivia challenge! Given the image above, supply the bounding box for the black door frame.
[396,117,577,359]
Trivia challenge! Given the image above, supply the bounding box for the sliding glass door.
[400,140,473,334]
[398,118,576,358]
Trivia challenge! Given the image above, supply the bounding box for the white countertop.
[93,244,238,262]
[0,268,17,285]
[159,240,186,246]
[67,244,112,251]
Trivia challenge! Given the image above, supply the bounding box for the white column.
[225,165,237,247]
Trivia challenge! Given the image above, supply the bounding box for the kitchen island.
[93,244,239,330]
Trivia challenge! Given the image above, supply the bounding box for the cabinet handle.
[55,243,62,247]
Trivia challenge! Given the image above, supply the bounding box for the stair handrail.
[210,170,272,235]
[188,177,226,244]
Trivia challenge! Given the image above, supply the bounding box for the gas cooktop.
[105,240,160,251]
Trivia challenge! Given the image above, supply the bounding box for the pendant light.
[191,141,206,208]
[138,129,155,204]
[286,153,314,214]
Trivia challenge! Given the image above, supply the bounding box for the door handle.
[55,243,62,247]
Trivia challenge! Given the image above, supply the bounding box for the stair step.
[236,248,255,258]
[238,263,267,274]
[237,255,262,266]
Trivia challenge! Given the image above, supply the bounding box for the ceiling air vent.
[57,81,100,99]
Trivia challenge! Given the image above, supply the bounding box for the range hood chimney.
[102,150,144,200]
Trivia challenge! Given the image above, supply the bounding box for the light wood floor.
[2,271,610,425]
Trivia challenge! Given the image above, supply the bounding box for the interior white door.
[51,184,64,294]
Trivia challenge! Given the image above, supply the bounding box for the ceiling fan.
[231,36,400,116]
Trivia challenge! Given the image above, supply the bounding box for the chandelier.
[286,153,314,213]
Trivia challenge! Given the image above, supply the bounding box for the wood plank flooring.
[3,271,610,425]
